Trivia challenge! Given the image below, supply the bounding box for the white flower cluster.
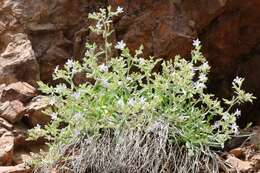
[49,97,56,106]
[66,59,75,68]
[116,6,124,13]
[65,59,80,74]
[199,62,210,71]
[194,81,206,90]
[54,66,59,74]
[101,79,109,87]
[34,124,41,132]
[72,92,81,100]
[213,109,242,135]
[55,83,67,93]
[127,98,136,107]
[115,40,126,50]
[99,64,109,72]
[51,112,58,120]
[192,39,201,47]
[96,22,103,30]
[74,112,83,121]
[234,109,241,117]
[117,98,125,108]
[232,76,243,86]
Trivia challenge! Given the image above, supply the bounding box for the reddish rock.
[0,101,25,124]
[225,155,253,172]
[0,118,13,131]
[0,33,39,86]
[229,147,244,158]
[110,0,227,58]
[250,126,260,147]
[12,150,32,165]
[12,123,28,147]
[0,82,37,103]
[0,136,14,166]
[25,96,50,127]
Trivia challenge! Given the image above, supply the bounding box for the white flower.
[117,98,125,107]
[139,97,146,105]
[231,123,239,135]
[128,98,136,106]
[101,79,109,87]
[71,67,78,74]
[49,97,56,106]
[74,112,83,120]
[194,82,206,90]
[35,124,41,131]
[74,129,81,136]
[139,58,145,65]
[126,76,132,81]
[66,59,75,68]
[115,40,126,50]
[72,92,81,100]
[192,39,201,47]
[234,109,241,117]
[200,62,210,71]
[118,81,123,86]
[116,6,124,13]
[188,63,196,72]
[99,64,108,72]
[198,73,208,82]
[55,84,67,93]
[222,113,229,121]
[96,22,103,30]
[50,112,58,120]
[54,66,59,74]
[233,76,243,86]
[213,121,220,129]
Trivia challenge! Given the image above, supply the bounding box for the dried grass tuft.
[35,121,223,173]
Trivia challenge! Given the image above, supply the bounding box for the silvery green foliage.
[28,6,255,166]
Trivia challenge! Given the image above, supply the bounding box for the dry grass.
[34,121,223,173]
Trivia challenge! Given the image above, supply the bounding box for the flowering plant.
[28,6,255,171]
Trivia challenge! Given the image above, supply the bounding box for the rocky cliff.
[0,0,260,172]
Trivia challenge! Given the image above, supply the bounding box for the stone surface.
[111,0,227,58]
[0,101,25,123]
[0,33,39,86]
[229,147,243,158]
[225,155,253,172]
[0,117,13,131]
[224,142,260,172]
[12,123,29,147]
[0,82,37,103]
[0,136,14,166]
[13,150,31,165]
[25,95,50,127]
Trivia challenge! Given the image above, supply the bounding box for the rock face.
[0,0,260,169]
[0,33,39,87]
[0,82,37,103]
[0,101,25,124]
[0,83,46,169]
